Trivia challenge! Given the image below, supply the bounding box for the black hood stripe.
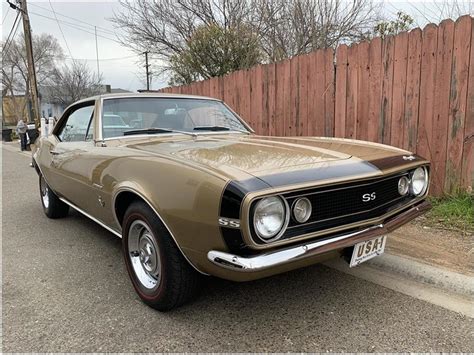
[222,155,425,197]
[368,154,425,171]
[220,179,270,219]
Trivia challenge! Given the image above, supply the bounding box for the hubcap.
[40,176,49,209]
[128,220,161,290]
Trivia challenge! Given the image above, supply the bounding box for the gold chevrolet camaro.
[34,93,431,311]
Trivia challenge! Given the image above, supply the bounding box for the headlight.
[253,196,288,242]
[293,197,312,223]
[398,176,410,196]
[410,167,428,196]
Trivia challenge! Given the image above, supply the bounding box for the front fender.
[107,157,230,274]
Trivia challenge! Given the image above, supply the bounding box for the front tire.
[39,174,69,218]
[122,201,201,311]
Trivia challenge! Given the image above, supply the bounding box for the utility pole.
[18,0,40,128]
[94,26,100,79]
[144,51,150,91]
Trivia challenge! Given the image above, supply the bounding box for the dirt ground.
[387,221,474,275]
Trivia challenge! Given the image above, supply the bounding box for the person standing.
[16,119,28,151]
[29,121,41,167]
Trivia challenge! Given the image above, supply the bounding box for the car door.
[46,101,98,212]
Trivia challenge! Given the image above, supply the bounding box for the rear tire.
[39,174,69,218]
[122,201,201,311]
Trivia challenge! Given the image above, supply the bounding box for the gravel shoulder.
[387,223,473,275]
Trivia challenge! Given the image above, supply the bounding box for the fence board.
[189,82,197,95]
[235,70,243,113]
[224,71,237,111]
[307,52,318,136]
[462,16,474,190]
[447,16,473,192]
[201,79,211,97]
[247,67,257,130]
[275,60,289,136]
[209,77,223,99]
[346,44,358,138]
[314,50,326,136]
[431,19,455,195]
[417,24,439,163]
[324,48,335,137]
[391,32,409,149]
[367,37,382,143]
[404,28,423,151]
[380,36,395,144]
[241,70,251,126]
[356,41,370,141]
[260,65,269,134]
[256,66,263,132]
[298,54,309,135]
[289,56,300,136]
[250,65,263,134]
[334,45,348,137]
[267,63,276,136]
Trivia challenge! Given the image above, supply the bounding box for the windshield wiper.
[193,125,230,131]
[193,125,250,134]
[124,128,173,136]
[123,128,196,137]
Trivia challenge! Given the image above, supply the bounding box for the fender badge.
[402,155,416,161]
[218,217,240,228]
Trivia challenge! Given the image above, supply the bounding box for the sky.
[1,0,160,92]
[2,0,473,93]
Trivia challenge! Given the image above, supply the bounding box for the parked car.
[34,93,431,311]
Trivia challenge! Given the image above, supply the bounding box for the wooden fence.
[160,15,474,196]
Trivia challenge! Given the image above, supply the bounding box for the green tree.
[374,11,414,38]
[169,24,261,85]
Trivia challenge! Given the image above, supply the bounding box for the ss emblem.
[362,192,376,202]
[218,217,241,228]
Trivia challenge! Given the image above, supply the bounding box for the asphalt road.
[2,147,473,352]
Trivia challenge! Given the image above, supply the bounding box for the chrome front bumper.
[208,200,431,272]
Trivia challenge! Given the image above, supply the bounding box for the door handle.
[50,150,62,155]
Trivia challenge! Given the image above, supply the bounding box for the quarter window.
[57,104,94,142]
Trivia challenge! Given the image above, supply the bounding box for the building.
[2,86,132,125]
[2,92,29,125]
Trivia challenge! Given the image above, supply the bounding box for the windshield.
[103,114,127,127]
[101,97,249,138]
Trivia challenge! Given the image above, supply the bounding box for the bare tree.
[407,0,473,26]
[48,61,103,107]
[111,0,381,81]
[255,0,381,61]
[2,33,63,122]
[111,0,257,61]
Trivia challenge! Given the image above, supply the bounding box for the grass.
[423,192,474,235]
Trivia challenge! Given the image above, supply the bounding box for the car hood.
[122,134,412,183]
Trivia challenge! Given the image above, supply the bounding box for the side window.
[57,104,94,142]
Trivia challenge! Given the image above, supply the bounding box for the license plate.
[350,236,386,267]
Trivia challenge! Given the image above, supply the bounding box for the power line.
[2,4,11,24]
[28,2,116,36]
[48,0,73,60]
[3,21,20,55]
[3,11,20,54]
[28,10,122,45]
[63,54,138,61]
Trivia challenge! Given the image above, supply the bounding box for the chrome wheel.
[128,220,161,290]
[40,176,50,209]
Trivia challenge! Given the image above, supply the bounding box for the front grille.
[250,172,415,244]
